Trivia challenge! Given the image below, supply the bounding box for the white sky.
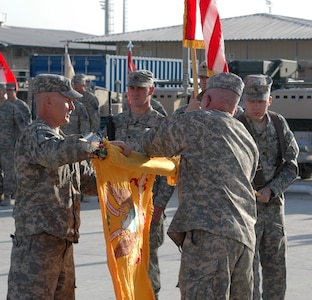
[1,0,311,36]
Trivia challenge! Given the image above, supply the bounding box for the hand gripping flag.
[183,0,228,75]
[0,52,18,90]
[92,140,178,300]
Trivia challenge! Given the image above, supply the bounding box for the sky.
[1,0,311,36]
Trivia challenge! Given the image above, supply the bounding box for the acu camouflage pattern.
[33,74,82,99]
[8,118,98,299]
[206,72,244,96]
[8,233,75,299]
[127,70,154,87]
[61,99,91,135]
[79,90,100,133]
[143,110,260,295]
[243,74,273,101]
[12,118,98,242]
[241,112,299,300]
[179,230,254,299]
[104,107,174,296]
[143,110,259,250]
[10,98,32,125]
[0,100,28,197]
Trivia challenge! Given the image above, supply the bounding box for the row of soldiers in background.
[0,74,101,206]
[0,83,31,206]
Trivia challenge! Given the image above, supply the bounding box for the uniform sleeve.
[152,175,175,208]
[143,114,188,157]
[268,116,299,197]
[32,129,96,169]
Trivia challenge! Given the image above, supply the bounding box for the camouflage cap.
[33,74,82,99]
[5,82,17,90]
[198,60,208,77]
[72,73,87,83]
[127,70,154,87]
[242,74,273,101]
[206,72,244,97]
[0,82,6,90]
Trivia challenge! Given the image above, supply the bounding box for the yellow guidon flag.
[92,140,178,300]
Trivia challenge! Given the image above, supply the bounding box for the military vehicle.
[270,88,312,179]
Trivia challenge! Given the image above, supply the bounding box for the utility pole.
[265,0,273,14]
[99,0,114,35]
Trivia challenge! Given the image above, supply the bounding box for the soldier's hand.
[256,186,272,203]
[110,140,132,156]
[185,91,201,112]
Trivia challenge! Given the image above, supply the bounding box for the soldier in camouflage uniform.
[6,74,131,299]
[0,83,27,206]
[61,99,90,135]
[103,70,174,299]
[240,75,299,300]
[72,74,100,133]
[6,82,32,125]
[143,72,260,299]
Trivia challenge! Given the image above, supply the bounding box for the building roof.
[0,25,108,50]
[72,13,312,45]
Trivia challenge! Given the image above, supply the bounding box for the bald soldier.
[143,72,259,299]
[6,74,130,299]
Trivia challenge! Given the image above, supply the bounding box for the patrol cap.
[205,72,244,97]
[198,60,208,77]
[5,82,17,90]
[33,74,82,99]
[72,73,87,83]
[127,70,154,87]
[242,74,273,101]
[0,82,6,90]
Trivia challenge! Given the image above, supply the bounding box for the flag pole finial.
[127,41,134,51]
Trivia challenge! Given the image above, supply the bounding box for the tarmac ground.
[0,179,312,299]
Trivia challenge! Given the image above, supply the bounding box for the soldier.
[61,99,90,135]
[173,60,209,116]
[103,70,174,299]
[72,74,100,133]
[142,72,259,298]
[6,82,32,125]
[0,83,27,206]
[6,74,130,299]
[239,74,299,300]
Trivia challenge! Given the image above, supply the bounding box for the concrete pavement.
[1,182,312,299]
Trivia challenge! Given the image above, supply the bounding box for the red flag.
[183,0,228,74]
[127,50,137,74]
[0,52,18,90]
[127,41,137,106]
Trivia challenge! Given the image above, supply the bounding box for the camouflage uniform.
[123,97,168,116]
[61,100,91,135]
[104,107,174,298]
[143,109,259,299]
[241,112,299,300]
[240,74,299,300]
[79,90,100,133]
[10,98,32,125]
[0,100,27,203]
[7,73,99,299]
[7,118,98,299]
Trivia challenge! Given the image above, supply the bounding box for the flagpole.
[191,48,198,97]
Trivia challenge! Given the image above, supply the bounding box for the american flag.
[183,0,228,74]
